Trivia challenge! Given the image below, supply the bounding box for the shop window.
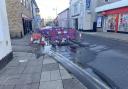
[106,15,116,31]
[86,0,91,10]
[119,13,128,32]
[73,4,78,15]
[97,16,102,28]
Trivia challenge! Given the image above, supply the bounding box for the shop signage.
[97,16,102,28]
[86,0,91,10]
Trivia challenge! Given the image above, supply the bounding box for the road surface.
[52,34,128,89]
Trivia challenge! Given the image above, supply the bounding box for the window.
[105,0,111,2]
[119,13,128,32]
[73,3,78,15]
[86,0,91,10]
[22,0,29,8]
[23,0,26,6]
[25,0,29,8]
[97,16,102,28]
[21,0,23,3]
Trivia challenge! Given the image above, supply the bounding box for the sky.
[36,0,70,19]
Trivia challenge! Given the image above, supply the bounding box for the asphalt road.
[54,34,128,89]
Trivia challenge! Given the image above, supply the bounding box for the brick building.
[5,0,39,38]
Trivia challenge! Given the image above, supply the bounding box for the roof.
[58,8,69,15]
[96,0,128,12]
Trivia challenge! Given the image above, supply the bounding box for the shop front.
[119,13,128,32]
[101,7,128,33]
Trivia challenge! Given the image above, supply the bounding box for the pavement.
[0,34,87,89]
[84,32,128,43]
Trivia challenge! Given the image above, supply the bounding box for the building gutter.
[95,0,128,12]
[31,0,34,19]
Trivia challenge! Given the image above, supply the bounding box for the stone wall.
[5,0,32,38]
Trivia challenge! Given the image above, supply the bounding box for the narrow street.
[0,34,87,89]
[1,0,128,89]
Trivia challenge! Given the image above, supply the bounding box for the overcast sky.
[36,0,69,19]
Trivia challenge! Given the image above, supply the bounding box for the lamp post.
[53,8,58,17]
[53,8,58,27]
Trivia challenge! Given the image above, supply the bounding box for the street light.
[53,8,58,17]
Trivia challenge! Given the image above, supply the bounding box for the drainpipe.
[31,0,34,19]
[31,0,34,31]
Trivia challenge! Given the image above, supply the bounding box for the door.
[103,16,107,32]
[105,15,118,32]
[74,18,78,30]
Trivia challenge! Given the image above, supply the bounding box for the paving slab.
[0,67,25,75]
[59,64,65,70]
[0,74,20,85]
[5,60,20,68]
[39,80,63,89]
[40,70,61,82]
[50,70,61,80]
[27,60,43,66]
[13,52,35,59]
[60,69,72,79]
[40,71,51,82]
[42,63,59,72]
[14,83,39,89]
[62,78,87,89]
[17,73,41,85]
[43,58,57,64]
[0,85,14,89]
[23,65,42,74]
[12,45,33,53]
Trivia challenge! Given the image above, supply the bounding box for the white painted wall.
[69,0,97,30]
[57,9,69,28]
[69,0,81,29]
[0,0,12,60]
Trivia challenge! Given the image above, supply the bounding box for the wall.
[57,9,69,28]
[5,0,32,38]
[69,0,81,29]
[69,0,97,31]
[97,0,121,7]
[0,0,12,60]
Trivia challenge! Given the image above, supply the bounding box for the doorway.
[74,18,78,30]
[104,15,119,32]
[22,18,32,35]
